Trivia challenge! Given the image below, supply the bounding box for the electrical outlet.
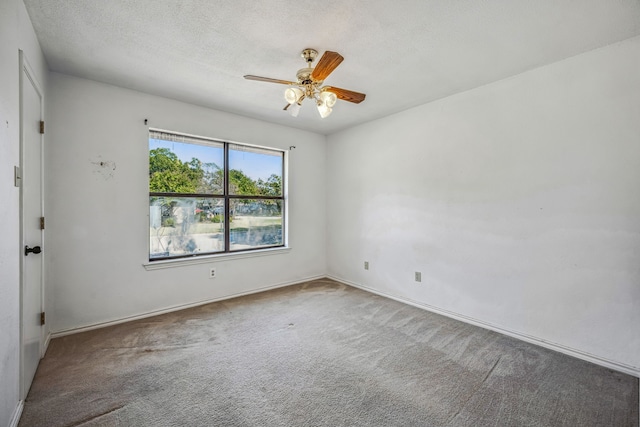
[364,261,369,270]
[209,268,217,279]
[415,272,422,282]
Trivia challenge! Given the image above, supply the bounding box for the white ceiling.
[23,0,640,135]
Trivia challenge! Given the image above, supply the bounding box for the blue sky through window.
[150,138,282,180]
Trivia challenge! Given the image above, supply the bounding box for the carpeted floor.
[20,278,639,426]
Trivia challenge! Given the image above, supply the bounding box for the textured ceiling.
[23,0,640,135]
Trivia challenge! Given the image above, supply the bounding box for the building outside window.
[148,130,285,260]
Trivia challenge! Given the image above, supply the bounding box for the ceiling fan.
[244,48,366,118]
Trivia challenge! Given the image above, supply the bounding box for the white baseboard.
[51,275,326,338]
[43,331,51,356]
[46,273,640,378]
[328,275,640,378]
[9,400,23,427]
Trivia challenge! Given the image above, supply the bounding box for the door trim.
[19,49,45,400]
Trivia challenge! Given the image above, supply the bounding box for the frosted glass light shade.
[285,87,303,104]
[288,102,301,117]
[320,91,337,108]
[317,103,332,118]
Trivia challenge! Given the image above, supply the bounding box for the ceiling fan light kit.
[284,87,304,104]
[244,48,366,119]
[287,101,302,118]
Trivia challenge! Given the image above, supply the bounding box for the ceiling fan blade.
[310,51,344,81]
[324,86,366,104]
[244,75,296,85]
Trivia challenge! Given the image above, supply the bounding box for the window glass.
[150,197,225,259]
[229,144,283,196]
[149,137,224,194]
[230,199,283,251]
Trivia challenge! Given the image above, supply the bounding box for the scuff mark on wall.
[90,156,116,180]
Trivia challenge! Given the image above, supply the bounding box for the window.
[149,130,285,260]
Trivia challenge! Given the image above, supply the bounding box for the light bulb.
[284,87,303,104]
[317,103,332,118]
[288,102,301,117]
[320,91,337,108]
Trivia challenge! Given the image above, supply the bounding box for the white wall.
[327,36,640,372]
[0,0,48,424]
[0,0,21,420]
[46,73,326,333]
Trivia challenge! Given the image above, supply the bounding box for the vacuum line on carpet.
[64,404,126,427]
[481,355,502,385]
[446,355,503,425]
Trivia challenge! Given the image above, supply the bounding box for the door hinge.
[40,217,45,230]
[39,121,44,134]
[14,166,21,187]
[40,312,46,326]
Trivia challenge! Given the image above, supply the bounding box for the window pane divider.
[224,143,231,253]
[228,195,283,200]
[150,192,225,198]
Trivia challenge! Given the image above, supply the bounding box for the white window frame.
[145,128,289,268]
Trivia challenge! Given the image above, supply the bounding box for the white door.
[20,51,44,400]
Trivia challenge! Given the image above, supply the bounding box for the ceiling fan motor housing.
[296,68,320,85]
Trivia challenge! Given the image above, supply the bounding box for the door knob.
[25,245,42,256]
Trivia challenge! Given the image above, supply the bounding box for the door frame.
[18,49,45,400]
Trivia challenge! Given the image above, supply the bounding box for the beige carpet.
[20,279,639,426]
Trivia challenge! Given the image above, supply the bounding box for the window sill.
[143,246,291,270]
